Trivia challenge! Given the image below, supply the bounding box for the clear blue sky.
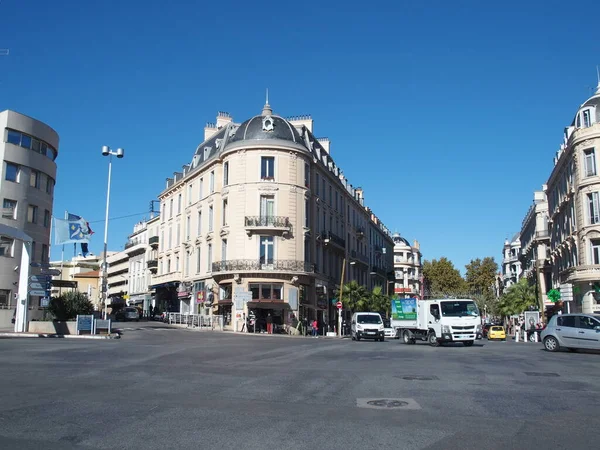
[1,0,599,274]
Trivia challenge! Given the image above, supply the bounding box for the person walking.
[266,313,273,334]
[311,319,318,338]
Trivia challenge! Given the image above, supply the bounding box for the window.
[161,203,165,223]
[199,178,204,199]
[176,224,180,245]
[0,289,10,307]
[261,156,275,180]
[210,171,215,193]
[6,129,21,145]
[591,239,600,264]
[5,163,19,182]
[168,227,172,248]
[582,109,592,128]
[208,206,214,232]
[315,173,319,196]
[304,163,310,188]
[588,192,600,224]
[167,259,171,273]
[46,177,54,195]
[41,244,48,263]
[27,205,38,224]
[196,246,201,273]
[186,216,191,240]
[222,239,227,260]
[222,199,228,226]
[2,199,16,219]
[197,210,202,234]
[305,199,309,227]
[207,243,212,271]
[29,170,40,188]
[169,199,173,219]
[259,236,274,265]
[250,283,283,300]
[32,138,40,153]
[223,161,229,186]
[175,255,180,272]
[177,194,182,214]
[578,315,600,329]
[20,134,31,149]
[185,251,190,276]
[584,149,596,177]
[260,195,275,220]
[304,239,310,263]
[0,237,14,257]
[329,184,332,205]
[557,316,575,327]
[188,184,193,205]
[160,259,164,274]
[44,210,50,228]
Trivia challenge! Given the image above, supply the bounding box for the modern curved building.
[151,103,394,331]
[0,110,58,310]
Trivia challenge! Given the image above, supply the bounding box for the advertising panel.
[391,298,417,320]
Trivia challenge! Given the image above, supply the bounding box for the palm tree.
[336,280,370,312]
[497,278,537,316]
[370,285,391,317]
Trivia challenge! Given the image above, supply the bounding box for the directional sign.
[336,301,343,310]
[29,290,47,296]
[29,274,52,283]
[41,297,50,307]
[30,262,51,268]
[40,269,61,276]
[29,282,51,291]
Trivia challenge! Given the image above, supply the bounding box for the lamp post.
[531,258,543,324]
[101,145,124,320]
[337,257,356,337]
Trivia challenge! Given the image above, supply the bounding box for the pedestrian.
[266,313,273,334]
[312,319,318,338]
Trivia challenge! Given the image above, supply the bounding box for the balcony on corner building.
[149,236,159,248]
[356,227,365,239]
[147,259,158,273]
[245,216,291,236]
[323,231,346,250]
[535,230,550,241]
[371,264,387,278]
[212,259,315,274]
[561,264,600,283]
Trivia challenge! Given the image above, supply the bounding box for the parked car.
[382,319,395,338]
[541,313,600,352]
[115,307,140,322]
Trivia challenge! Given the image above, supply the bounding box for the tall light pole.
[101,145,124,319]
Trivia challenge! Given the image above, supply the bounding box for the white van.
[351,312,385,341]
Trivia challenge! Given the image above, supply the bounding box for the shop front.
[178,282,193,313]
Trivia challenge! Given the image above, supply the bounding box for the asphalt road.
[1,324,599,450]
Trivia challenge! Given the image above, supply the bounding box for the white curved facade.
[0,110,58,309]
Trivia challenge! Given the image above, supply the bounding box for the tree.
[422,257,467,297]
[370,285,391,318]
[497,278,537,316]
[465,257,499,316]
[48,291,94,321]
[336,280,370,312]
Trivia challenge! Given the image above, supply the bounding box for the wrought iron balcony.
[149,236,159,247]
[245,216,291,236]
[323,231,345,249]
[212,259,315,273]
[147,259,158,273]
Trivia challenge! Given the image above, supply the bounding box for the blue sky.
[1,0,599,274]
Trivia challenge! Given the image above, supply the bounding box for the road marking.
[356,398,422,410]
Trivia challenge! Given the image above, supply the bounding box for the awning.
[248,300,290,310]
[216,300,233,306]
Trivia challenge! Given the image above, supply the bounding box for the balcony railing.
[371,265,387,277]
[147,259,158,271]
[245,216,290,228]
[212,259,315,273]
[323,231,345,249]
[149,236,159,247]
[535,230,550,240]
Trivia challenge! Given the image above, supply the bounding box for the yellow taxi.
[487,325,506,341]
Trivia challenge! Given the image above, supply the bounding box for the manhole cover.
[356,398,421,410]
[524,372,560,377]
[400,375,439,381]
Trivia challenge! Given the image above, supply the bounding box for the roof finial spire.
[266,88,269,105]
[596,66,600,94]
[262,88,273,116]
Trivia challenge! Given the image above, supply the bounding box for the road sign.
[29,274,52,282]
[30,262,51,268]
[560,284,573,302]
[29,290,47,296]
[40,269,61,276]
[41,297,50,307]
[336,301,343,310]
[29,282,51,291]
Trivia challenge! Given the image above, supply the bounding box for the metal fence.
[167,313,223,331]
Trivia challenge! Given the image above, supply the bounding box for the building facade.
[547,83,600,314]
[0,110,58,310]
[501,233,522,289]
[519,188,551,306]
[392,233,422,298]
[152,103,394,332]
[49,254,101,308]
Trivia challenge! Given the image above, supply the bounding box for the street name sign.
[29,290,47,296]
[40,269,61,276]
[29,274,52,283]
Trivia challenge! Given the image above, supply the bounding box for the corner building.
[152,103,393,331]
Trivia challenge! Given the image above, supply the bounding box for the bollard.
[523,331,527,342]
[515,331,520,342]
[534,332,538,343]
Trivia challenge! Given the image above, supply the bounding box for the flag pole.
[60,211,67,296]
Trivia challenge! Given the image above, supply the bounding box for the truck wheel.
[428,332,439,347]
[463,340,474,347]
[402,330,415,345]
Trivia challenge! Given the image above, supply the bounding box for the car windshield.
[440,301,479,317]
[491,326,504,331]
[358,315,382,324]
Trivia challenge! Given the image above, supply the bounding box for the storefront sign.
[196,291,205,304]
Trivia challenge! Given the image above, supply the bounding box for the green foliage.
[423,257,467,297]
[497,278,537,316]
[370,285,391,318]
[48,291,94,321]
[335,281,393,316]
[464,257,499,316]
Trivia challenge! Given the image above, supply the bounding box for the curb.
[0,332,120,340]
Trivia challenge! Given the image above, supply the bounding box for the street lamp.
[338,258,356,337]
[101,145,124,319]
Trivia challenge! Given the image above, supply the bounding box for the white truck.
[391,298,482,347]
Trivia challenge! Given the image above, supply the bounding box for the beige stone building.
[392,233,422,298]
[151,102,393,331]
[49,254,102,308]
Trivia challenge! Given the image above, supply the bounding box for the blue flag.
[54,215,94,246]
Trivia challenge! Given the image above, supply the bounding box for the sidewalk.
[0,330,120,340]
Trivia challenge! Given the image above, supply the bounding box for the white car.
[382,319,395,338]
[351,312,385,341]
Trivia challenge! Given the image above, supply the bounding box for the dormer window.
[204,147,211,160]
[583,109,592,128]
